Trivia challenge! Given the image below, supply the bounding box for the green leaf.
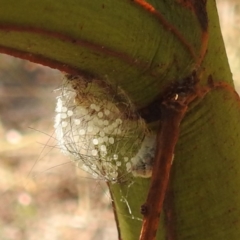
[0,0,214,106]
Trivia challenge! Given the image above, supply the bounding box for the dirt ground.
[0,58,117,240]
[0,1,240,239]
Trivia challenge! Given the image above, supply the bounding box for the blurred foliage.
[217,0,240,91]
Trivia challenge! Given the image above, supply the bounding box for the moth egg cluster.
[54,78,149,182]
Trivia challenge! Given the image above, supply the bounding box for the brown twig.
[139,72,200,240]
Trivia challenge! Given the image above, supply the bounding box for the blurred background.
[0,1,239,239]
